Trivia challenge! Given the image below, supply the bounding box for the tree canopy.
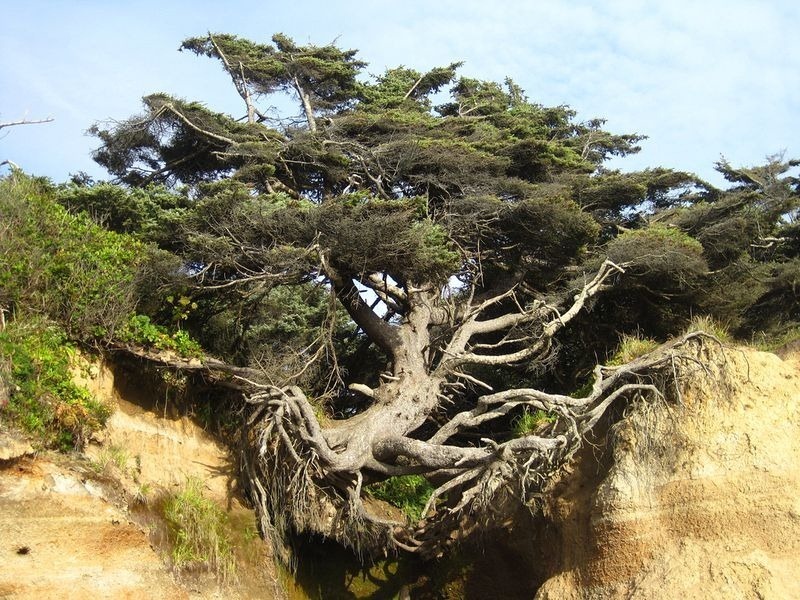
[83,32,799,559]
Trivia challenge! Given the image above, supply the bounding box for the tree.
[90,33,798,559]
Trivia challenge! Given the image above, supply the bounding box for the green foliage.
[56,179,190,247]
[368,475,434,522]
[85,33,800,404]
[181,32,366,115]
[162,477,235,581]
[0,318,110,449]
[117,314,203,358]
[511,408,557,437]
[605,225,707,296]
[657,156,800,336]
[752,324,800,352]
[165,294,198,327]
[0,173,144,340]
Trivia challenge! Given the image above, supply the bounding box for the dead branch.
[0,116,54,131]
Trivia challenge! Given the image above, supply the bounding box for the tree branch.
[0,116,54,131]
[319,251,401,358]
[162,103,236,145]
[206,32,265,124]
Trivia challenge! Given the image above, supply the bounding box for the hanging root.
[239,384,399,565]
[402,332,726,556]
[239,332,726,560]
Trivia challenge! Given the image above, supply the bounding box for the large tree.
[89,33,798,559]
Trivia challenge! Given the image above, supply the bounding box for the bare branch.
[162,102,236,145]
[0,116,54,131]
[542,259,627,337]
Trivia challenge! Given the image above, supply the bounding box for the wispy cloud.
[2,0,797,183]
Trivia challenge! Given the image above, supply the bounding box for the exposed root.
[239,331,728,560]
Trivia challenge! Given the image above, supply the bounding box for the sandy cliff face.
[0,452,190,600]
[0,355,280,600]
[3,345,799,599]
[535,347,800,600]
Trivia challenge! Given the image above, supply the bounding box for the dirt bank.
[0,448,189,600]
[0,355,282,600]
[535,346,800,599]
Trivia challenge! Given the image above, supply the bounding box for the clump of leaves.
[511,408,557,437]
[117,314,203,358]
[162,477,236,582]
[0,318,110,450]
[368,475,434,522]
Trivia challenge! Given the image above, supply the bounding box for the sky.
[1,0,798,187]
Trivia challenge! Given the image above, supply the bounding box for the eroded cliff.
[534,346,800,599]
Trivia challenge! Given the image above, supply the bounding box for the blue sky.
[2,0,797,186]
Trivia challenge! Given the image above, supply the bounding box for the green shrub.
[56,180,190,245]
[162,477,235,582]
[0,318,110,449]
[0,172,143,340]
[368,474,434,522]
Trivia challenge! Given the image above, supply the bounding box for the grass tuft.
[511,408,556,437]
[162,477,236,582]
[684,315,732,342]
[609,333,661,366]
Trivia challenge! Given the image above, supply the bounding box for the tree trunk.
[294,78,317,133]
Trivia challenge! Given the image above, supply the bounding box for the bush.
[0,172,143,340]
[117,314,203,358]
[56,179,190,246]
[606,225,707,292]
[0,317,110,449]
